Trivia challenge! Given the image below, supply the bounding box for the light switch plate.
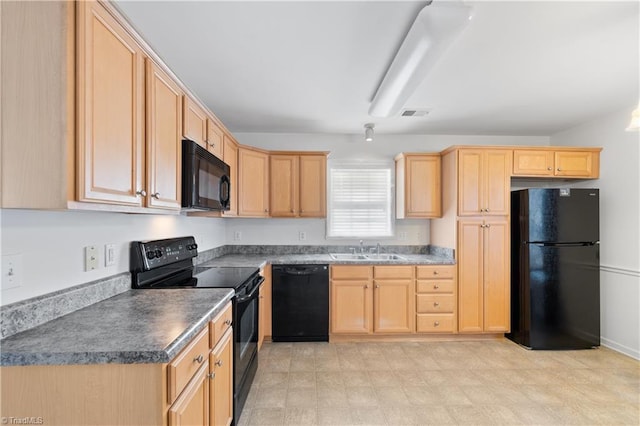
[105,244,116,267]
[299,231,307,241]
[85,246,99,271]
[234,231,242,241]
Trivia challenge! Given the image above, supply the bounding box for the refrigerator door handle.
[528,242,598,247]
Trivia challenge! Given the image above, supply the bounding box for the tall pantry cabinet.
[430,147,512,334]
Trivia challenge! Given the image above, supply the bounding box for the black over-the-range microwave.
[181,139,230,211]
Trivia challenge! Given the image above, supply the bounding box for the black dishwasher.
[272,264,329,342]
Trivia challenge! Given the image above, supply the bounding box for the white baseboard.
[601,337,640,360]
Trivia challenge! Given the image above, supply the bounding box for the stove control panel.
[130,236,198,272]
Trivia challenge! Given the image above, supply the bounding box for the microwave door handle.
[220,175,230,208]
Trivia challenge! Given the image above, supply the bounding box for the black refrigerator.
[508,188,600,350]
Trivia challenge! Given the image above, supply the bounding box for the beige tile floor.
[238,340,639,425]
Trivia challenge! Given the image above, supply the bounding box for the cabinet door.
[210,329,233,426]
[269,154,298,217]
[457,220,484,333]
[183,96,207,149]
[169,362,209,426]
[222,135,238,216]
[484,150,511,216]
[299,155,327,217]
[77,0,144,206]
[512,150,553,176]
[405,155,442,217]
[258,284,265,351]
[238,148,269,217]
[330,280,372,334]
[373,280,414,333]
[145,60,182,210]
[554,151,595,178]
[458,150,483,216]
[483,220,510,332]
[207,119,224,159]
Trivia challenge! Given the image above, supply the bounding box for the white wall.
[551,106,640,359]
[0,210,226,305]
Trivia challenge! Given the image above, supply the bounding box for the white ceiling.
[114,0,639,136]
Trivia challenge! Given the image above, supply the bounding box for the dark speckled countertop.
[0,288,233,367]
[199,253,455,268]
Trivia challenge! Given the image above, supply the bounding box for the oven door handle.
[235,277,264,303]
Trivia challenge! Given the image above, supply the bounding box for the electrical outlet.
[398,231,408,241]
[105,244,116,267]
[85,246,99,271]
[234,231,242,241]
[2,254,23,290]
[299,231,307,241]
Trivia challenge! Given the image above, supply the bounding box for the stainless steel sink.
[329,253,407,261]
[365,254,407,261]
[329,253,368,260]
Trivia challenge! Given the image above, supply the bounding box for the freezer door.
[522,188,599,243]
[525,242,600,349]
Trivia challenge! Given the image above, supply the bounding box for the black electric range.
[130,236,262,426]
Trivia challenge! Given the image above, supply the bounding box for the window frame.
[326,159,396,239]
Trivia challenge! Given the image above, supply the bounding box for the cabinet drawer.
[416,265,455,279]
[416,280,455,294]
[209,302,232,348]
[373,265,413,279]
[331,265,371,280]
[416,314,455,333]
[167,327,210,404]
[416,294,455,313]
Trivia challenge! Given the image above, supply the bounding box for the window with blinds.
[327,162,394,238]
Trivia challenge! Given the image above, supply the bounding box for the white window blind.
[327,163,394,238]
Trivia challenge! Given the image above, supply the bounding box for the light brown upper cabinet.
[512,148,601,178]
[395,153,442,218]
[222,134,239,217]
[145,60,183,210]
[269,152,327,218]
[182,96,208,149]
[238,147,270,217]
[458,149,512,216]
[206,119,224,159]
[77,0,146,206]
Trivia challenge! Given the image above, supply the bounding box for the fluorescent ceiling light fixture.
[364,123,375,142]
[369,1,473,118]
[626,103,640,131]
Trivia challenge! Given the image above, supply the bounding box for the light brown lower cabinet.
[169,361,210,426]
[0,302,234,426]
[415,265,457,333]
[330,265,414,335]
[210,328,233,426]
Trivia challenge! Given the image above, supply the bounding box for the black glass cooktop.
[192,266,260,289]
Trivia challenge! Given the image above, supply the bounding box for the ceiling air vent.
[400,109,429,117]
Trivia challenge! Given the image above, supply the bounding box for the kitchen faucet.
[359,240,365,253]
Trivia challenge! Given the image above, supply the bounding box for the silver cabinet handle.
[224,319,232,326]
[434,302,440,307]
[547,167,552,171]
[433,271,438,275]
[364,284,368,289]
[194,354,204,364]
[557,168,562,171]
[434,321,440,327]
[208,372,216,380]
[136,190,147,197]
[151,192,160,199]
[433,284,439,289]
[215,359,223,367]
[375,284,380,288]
